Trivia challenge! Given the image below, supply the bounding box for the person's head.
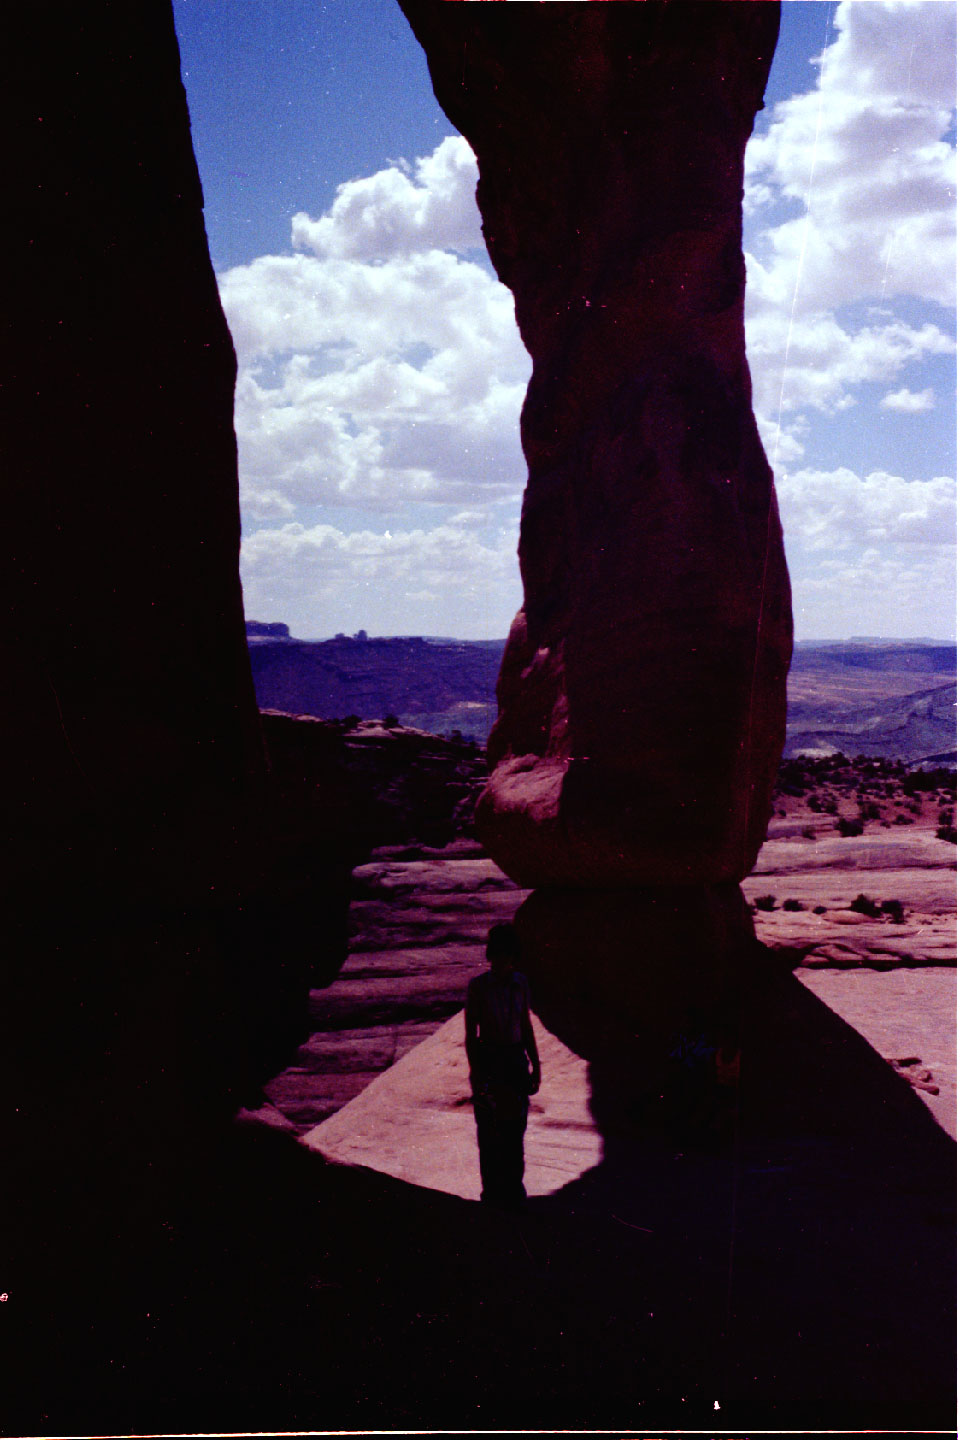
[486,922,521,974]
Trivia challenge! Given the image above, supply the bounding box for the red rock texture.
[401,0,792,887]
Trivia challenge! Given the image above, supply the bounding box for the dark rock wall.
[401,0,791,889]
[0,5,263,834]
[0,2,345,1277]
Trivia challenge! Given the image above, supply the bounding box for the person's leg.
[502,1091,529,1205]
[473,1095,498,1202]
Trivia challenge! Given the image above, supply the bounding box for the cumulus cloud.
[776,467,956,550]
[241,517,522,639]
[747,306,953,418]
[881,386,936,412]
[290,136,483,260]
[780,461,957,638]
[745,0,956,433]
[218,140,531,520]
[219,12,955,642]
[743,3,956,638]
[220,246,523,367]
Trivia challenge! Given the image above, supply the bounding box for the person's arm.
[521,990,541,1094]
[465,981,481,1087]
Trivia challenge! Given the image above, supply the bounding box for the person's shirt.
[467,969,531,1046]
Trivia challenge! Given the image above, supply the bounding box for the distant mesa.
[244,621,502,740]
[246,620,292,642]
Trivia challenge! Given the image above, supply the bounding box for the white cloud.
[881,386,936,412]
[218,143,531,518]
[777,467,956,550]
[790,543,957,640]
[745,0,956,433]
[219,246,524,367]
[290,136,482,261]
[747,305,953,418]
[241,518,522,638]
[219,12,955,643]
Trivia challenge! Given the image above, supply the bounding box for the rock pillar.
[400,0,791,891]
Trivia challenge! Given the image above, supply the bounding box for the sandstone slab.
[795,967,956,1137]
[744,829,956,968]
[303,1011,600,1200]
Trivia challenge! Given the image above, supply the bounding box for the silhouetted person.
[466,923,540,1207]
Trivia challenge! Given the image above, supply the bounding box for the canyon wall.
[401,0,791,891]
[0,2,351,1273]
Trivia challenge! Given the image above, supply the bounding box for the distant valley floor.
[247,627,957,763]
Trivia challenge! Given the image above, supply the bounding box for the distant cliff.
[246,626,957,764]
[246,626,501,740]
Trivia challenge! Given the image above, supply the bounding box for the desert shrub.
[859,801,882,820]
[813,905,827,915]
[936,825,957,844]
[850,894,881,918]
[806,795,822,812]
[880,899,905,923]
[754,894,778,912]
[801,826,816,840]
[836,817,863,837]
[383,713,400,729]
[938,808,954,827]
[904,767,955,795]
[782,898,804,912]
[822,798,838,815]
[777,759,813,794]
[893,814,914,826]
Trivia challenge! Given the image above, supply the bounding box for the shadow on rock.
[512,887,956,1430]
[4,892,953,1436]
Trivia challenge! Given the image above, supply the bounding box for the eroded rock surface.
[241,839,528,1133]
[401,0,790,887]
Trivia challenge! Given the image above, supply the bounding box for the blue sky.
[174,0,957,642]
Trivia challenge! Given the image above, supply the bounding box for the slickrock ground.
[214,770,954,1434]
[299,820,955,1199]
[797,967,956,1136]
[243,839,528,1134]
[245,806,955,1141]
[303,1012,600,1200]
[14,813,954,1436]
[747,827,955,968]
[220,810,952,1433]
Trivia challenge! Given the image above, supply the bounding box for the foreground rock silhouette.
[5,969,954,1434]
[0,0,361,1340]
